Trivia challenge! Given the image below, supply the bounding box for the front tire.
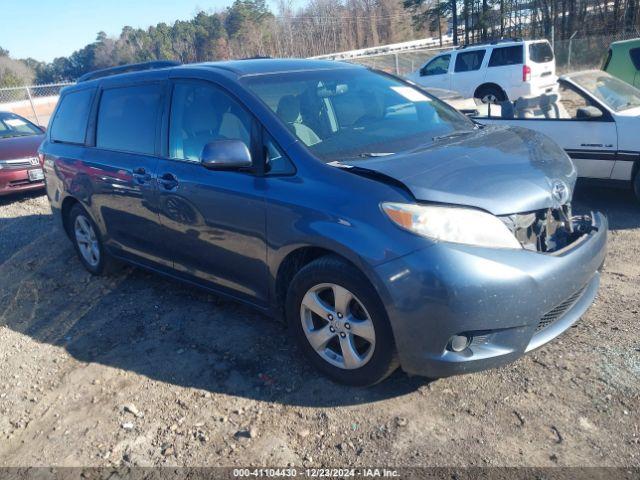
[285,255,398,386]
[68,204,118,275]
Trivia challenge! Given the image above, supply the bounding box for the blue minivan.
[41,59,607,386]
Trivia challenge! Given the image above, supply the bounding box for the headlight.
[381,202,522,249]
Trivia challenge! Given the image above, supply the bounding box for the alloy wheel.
[300,283,376,370]
[74,215,100,267]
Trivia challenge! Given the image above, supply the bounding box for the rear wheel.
[286,255,398,386]
[475,85,507,104]
[68,204,119,275]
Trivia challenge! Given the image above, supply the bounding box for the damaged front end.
[500,205,598,253]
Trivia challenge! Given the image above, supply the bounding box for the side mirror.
[200,139,252,170]
[576,106,603,120]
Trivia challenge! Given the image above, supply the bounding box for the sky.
[1,0,278,63]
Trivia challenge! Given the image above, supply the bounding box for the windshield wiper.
[432,130,476,141]
[358,152,394,158]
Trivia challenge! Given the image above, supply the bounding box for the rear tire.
[285,255,399,386]
[68,204,119,275]
[475,85,507,104]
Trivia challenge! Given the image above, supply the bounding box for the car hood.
[341,125,577,216]
[0,134,45,161]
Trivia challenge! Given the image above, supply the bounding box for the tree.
[404,0,459,45]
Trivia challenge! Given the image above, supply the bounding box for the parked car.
[0,111,46,196]
[41,59,607,386]
[407,38,557,103]
[474,70,640,201]
[603,38,640,88]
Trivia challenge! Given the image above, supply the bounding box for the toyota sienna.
[40,59,607,386]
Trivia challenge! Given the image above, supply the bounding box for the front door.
[413,54,451,90]
[155,79,269,305]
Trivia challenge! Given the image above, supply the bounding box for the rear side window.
[529,42,554,63]
[50,88,94,144]
[489,46,523,67]
[455,50,485,72]
[96,84,162,155]
[630,48,640,70]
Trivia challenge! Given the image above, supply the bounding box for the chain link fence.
[0,83,72,126]
[342,46,450,77]
[554,30,640,73]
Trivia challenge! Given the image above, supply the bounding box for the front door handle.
[158,172,179,191]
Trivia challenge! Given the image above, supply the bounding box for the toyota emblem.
[550,180,570,205]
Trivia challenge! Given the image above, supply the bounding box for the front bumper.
[0,168,45,196]
[375,211,608,378]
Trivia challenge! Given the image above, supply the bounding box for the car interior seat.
[181,99,224,160]
[499,100,515,119]
[514,96,541,119]
[539,93,561,119]
[276,95,321,146]
[218,108,250,146]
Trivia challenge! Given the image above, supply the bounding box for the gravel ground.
[0,185,638,468]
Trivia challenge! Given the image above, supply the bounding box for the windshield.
[243,68,474,162]
[570,71,640,112]
[0,112,42,139]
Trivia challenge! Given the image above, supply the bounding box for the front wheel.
[286,255,398,386]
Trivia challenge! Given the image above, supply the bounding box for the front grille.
[500,205,590,253]
[536,285,587,332]
[8,179,31,187]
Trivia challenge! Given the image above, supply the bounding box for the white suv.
[407,39,557,103]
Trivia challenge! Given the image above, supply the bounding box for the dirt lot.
[0,185,638,468]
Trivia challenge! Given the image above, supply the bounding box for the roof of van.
[74,58,360,85]
[197,58,359,76]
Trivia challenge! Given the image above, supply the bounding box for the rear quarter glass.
[488,45,524,67]
[50,88,95,144]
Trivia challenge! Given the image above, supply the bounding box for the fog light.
[449,335,471,352]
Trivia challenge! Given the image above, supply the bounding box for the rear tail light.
[522,64,531,82]
[38,153,45,165]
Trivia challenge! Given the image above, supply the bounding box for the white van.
[406,39,557,103]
